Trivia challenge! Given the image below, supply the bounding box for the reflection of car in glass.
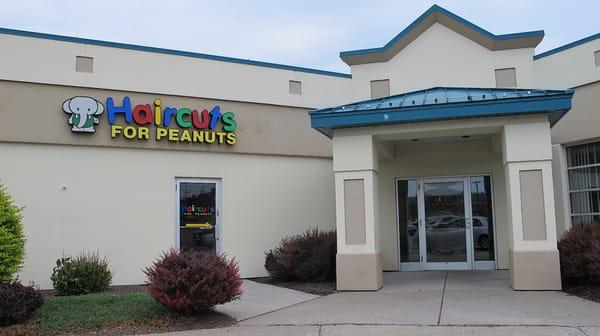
[472,217,490,250]
[406,214,491,256]
[426,215,465,255]
[425,215,491,255]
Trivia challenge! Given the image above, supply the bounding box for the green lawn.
[26,291,171,335]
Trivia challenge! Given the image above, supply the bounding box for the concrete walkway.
[241,271,600,327]
[155,271,600,335]
[156,325,598,336]
[215,280,318,320]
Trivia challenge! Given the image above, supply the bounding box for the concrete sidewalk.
[154,325,599,336]
[215,280,318,320]
[155,271,600,335]
[240,271,600,327]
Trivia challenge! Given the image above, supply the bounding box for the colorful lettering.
[104,96,237,145]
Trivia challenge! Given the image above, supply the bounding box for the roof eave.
[311,93,573,138]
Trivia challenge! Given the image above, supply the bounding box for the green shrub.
[265,228,336,282]
[51,252,112,296]
[0,184,26,281]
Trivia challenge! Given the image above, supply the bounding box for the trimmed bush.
[558,223,600,285]
[50,252,112,296]
[0,280,43,326]
[265,228,336,282]
[144,249,242,314]
[0,184,26,281]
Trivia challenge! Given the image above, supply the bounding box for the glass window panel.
[423,181,466,263]
[568,167,600,190]
[567,142,600,167]
[470,176,495,261]
[397,180,419,262]
[179,182,217,253]
[570,190,600,214]
[572,215,600,227]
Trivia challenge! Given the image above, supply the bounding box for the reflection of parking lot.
[181,227,216,252]
[406,214,491,261]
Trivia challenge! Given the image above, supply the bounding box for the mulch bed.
[252,277,337,296]
[74,312,236,336]
[0,312,235,336]
[563,284,600,303]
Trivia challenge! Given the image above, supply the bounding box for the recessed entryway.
[397,175,496,271]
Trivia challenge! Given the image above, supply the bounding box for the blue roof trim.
[340,4,544,58]
[0,27,352,79]
[534,32,600,60]
[309,87,574,137]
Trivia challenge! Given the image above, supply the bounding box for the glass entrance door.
[397,175,496,271]
[176,178,220,254]
[419,178,472,270]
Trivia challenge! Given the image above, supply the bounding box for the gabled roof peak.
[340,4,544,66]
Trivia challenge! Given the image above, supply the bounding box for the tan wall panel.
[495,68,517,88]
[519,170,547,240]
[370,79,390,99]
[0,80,332,157]
[344,179,366,245]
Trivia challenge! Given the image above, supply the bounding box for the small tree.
[0,184,25,280]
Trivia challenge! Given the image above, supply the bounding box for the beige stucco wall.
[0,33,352,109]
[378,139,509,270]
[349,23,536,100]
[533,39,600,89]
[552,144,571,235]
[0,142,335,289]
[551,80,600,145]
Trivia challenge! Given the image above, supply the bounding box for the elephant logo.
[62,96,104,133]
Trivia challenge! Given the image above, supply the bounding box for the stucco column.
[502,120,562,290]
[332,133,383,291]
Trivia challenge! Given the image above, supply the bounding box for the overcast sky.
[1,0,598,73]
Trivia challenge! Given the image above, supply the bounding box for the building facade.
[0,5,598,290]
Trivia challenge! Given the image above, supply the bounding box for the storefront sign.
[62,96,237,145]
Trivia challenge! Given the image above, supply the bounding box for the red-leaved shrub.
[0,280,43,326]
[558,223,600,285]
[265,228,336,282]
[144,249,242,314]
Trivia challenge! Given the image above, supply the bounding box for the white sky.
[1,0,598,73]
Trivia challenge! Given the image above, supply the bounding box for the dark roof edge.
[0,27,352,79]
[534,32,600,60]
[340,4,544,60]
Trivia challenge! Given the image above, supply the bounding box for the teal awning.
[309,87,574,138]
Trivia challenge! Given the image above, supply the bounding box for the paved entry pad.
[215,280,318,321]
[241,272,446,326]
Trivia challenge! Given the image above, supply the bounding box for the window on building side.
[289,80,302,95]
[595,50,600,66]
[76,56,93,73]
[566,141,600,226]
[370,79,390,99]
[494,68,517,88]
